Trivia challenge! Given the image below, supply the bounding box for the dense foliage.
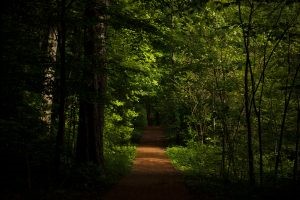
[1,0,299,199]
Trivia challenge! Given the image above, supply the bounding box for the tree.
[76,0,109,166]
[55,0,67,173]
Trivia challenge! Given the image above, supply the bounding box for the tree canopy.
[1,0,300,199]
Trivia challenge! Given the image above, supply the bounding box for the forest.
[1,0,300,199]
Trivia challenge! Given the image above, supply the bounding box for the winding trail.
[103,126,192,200]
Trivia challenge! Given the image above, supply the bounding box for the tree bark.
[76,0,108,166]
[55,0,67,172]
[294,96,300,181]
[239,1,255,185]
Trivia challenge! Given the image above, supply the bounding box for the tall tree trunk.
[48,27,60,136]
[76,0,108,166]
[294,96,300,181]
[213,64,232,181]
[239,1,255,185]
[244,33,255,186]
[275,63,300,179]
[55,0,67,172]
[249,45,265,186]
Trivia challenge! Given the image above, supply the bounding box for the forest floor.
[102,126,193,200]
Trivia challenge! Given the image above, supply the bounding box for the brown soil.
[103,126,192,200]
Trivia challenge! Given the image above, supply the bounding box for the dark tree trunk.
[239,1,255,185]
[244,40,255,186]
[294,96,300,181]
[275,63,300,179]
[76,0,108,166]
[55,0,66,172]
[250,48,265,186]
[274,31,300,179]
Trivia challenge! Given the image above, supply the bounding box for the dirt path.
[103,126,192,200]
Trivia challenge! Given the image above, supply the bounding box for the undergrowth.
[32,145,136,200]
[166,142,300,200]
[104,145,136,185]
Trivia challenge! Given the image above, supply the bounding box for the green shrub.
[166,142,221,176]
[104,145,136,184]
[104,100,145,146]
